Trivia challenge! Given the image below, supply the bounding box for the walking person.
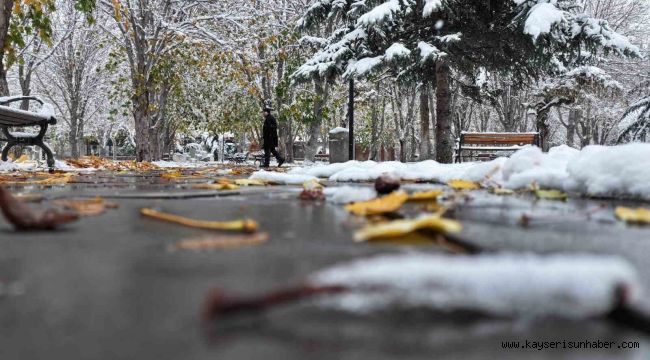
[262,107,285,168]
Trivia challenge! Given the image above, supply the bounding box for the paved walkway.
[1,177,650,359]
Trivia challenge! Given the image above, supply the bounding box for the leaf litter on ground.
[0,186,79,230]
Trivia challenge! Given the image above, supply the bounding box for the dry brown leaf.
[52,197,118,216]
[0,186,79,230]
[170,232,269,251]
[345,191,408,216]
[141,208,258,232]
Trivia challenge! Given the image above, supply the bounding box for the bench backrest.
[461,132,538,146]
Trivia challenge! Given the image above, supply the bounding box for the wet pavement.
[1,175,650,359]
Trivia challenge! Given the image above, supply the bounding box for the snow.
[523,3,565,42]
[38,103,56,118]
[329,127,349,134]
[384,43,411,61]
[153,160,203,168]
[423,0,442,17]
[357,0,401,27]
[311,252,640,318]
[290,144,650,200]
[290,159,502,183]
[418,41,445,62]
[323,186,377,204]
[250,170,317,185]
[344,56,383,77]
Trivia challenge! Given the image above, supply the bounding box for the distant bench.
[0,96,57,171]
[455,132,540,163]
[314,154,330,162]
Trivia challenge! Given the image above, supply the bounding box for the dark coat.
[263,114,279,148]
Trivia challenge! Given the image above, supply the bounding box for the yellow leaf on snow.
[345,191,408,216]
[354,214,462,242]
[141,208,258,232]
[533,188,568,201]
[447,179,480,190]
[615,207,650,224]
[492,188,515,195]
[408,189,443,201]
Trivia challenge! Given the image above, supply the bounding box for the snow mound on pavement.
[287,143,650,200]
[311,253,640,318]
[250,170,317,185]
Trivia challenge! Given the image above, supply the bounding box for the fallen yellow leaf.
[534,188,567,201]
[492,188,515,195]
[161,171,182,179]
[615,207,650,224]
[345,191,408,216]
[141,208,258,232]
[234,179,267,186]
[354,214,462,242]
[14,155,29,163]
[408,189,443,201]
[191,183,240,190]
[447,179,480,190]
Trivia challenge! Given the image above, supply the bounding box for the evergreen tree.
[294,0,639,162]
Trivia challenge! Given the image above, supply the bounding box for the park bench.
[314,153,330,163]
[455,132,540,163]
[226,152,249,164]
[0,96,57,171]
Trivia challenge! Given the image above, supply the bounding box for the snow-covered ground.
[280,144,650,200]
[312,252,639,318]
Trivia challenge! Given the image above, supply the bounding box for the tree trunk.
[566,109,577,148]
[435,60,453,163]
[419,81,431,160]
[133,92,151,162]
[0,0,13,96]
[369,89,379,161]
[305,78,325,162]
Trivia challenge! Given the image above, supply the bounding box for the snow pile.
[0,161,21,171]
[250,170,317,185]
[152,160,207,169]
[311,253,640,318]
[323,186,377,204]
[501,145,578,190]
[290,159,503,183]
[288,144,650,200]
[357,0,400,26]
[564,144,650,199]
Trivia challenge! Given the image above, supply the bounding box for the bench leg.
[1,141,16,162]
[35,141,56,172]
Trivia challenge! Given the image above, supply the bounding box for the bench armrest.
[0,96,45,106]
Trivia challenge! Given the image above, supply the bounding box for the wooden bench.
[455,132,540,163]
[0,96,57,171]
[314,153,330,162]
